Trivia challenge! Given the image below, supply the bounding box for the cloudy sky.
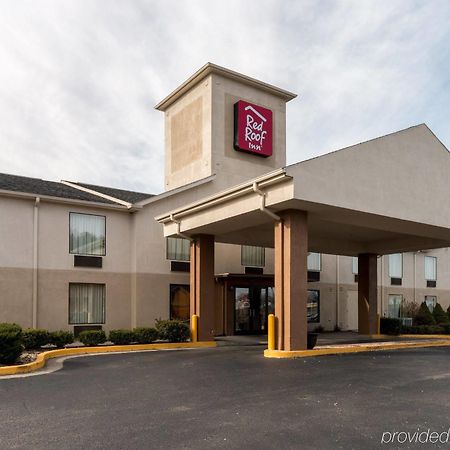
[0,0,449,194]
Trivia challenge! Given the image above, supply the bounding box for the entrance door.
[234,286,274,334]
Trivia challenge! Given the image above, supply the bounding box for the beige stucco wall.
[210,73,287,191]
[2,186,450,333]
[163,71,289,192]
[164,77,213,191]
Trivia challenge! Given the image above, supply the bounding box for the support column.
[274,210,308,351]
[358,253,378,335]
[190,234,215,341]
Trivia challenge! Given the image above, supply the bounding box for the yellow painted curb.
[400,334,450,340]
[0,341,217,376]
[264,340,450,359]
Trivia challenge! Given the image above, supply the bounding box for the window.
[424,256,437,281]
[307,253,321,271]
[241,245,265,267]
[307,289,320,323]
[170,284,190,321]
[167,237,190,262]
[425,295,437,312]
[388,294,403,318]
[388,253,403,278]
[69,283,105,324]
[352,257,358,274]
[69,213,106,256]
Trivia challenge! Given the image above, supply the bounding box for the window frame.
[388,253,403,279]
[166,237,190,262]
[425,295,437,312]
[424,256,437,281]
[307,289,320,323]
[307,252,322,272]
[169,284,190,321]
[68,282,106,325]
[241,245,265,268]
[69,212,106,257]
[387,294,403,319]
[352,256,358,275]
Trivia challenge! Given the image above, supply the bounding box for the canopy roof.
[157,125,450,256]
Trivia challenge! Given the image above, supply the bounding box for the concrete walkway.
[215,331,447,347]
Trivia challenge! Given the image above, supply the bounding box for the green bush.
[433,303,448,324]
[0,323,23,364]
[156,320,190,343]
[414,302,435,325]
[133,327,158,344]
[380,317,401,335]
[401,325,447,335]
[447,305,450,322]
[22,328,50,349]
[49,330,74,348]
[109,329,135,345]
[79,330,106,346]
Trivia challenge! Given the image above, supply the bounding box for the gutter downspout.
[336,255,339,330]
[380,255,384,317]
[32,197,40,328]
[252,181,283,348]
[413,252,417,304]
[252,182,281,221]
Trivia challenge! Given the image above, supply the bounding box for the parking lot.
[1,345,450,449]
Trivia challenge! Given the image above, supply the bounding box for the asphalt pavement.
[1,345,450,449]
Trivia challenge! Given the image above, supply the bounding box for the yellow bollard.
[268,314,276,350]
[191,314,199,343]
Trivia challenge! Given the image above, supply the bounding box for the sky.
[0,0,449,194]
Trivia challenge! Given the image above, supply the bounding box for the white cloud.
[0,0,449,193]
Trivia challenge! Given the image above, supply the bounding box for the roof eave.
[0,189,141,211]
[154,62,297,111]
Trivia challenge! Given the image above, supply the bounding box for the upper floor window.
[69,213,106,256]
[241,245,265,267]
[167,237,190,262]
[307,252,321,271]
[388,253,403,279]
[424,256,437,281]
[352,256,358,274]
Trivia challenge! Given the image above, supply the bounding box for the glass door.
[234,286,274,334]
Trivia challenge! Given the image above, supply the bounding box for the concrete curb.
[264,338,450,359]
[0,341,217,376]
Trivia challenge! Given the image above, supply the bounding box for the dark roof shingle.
[0,173,153,205]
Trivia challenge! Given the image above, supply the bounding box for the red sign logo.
[234,100,273,157]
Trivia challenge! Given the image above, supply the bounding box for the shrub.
[447,305,450,322]
[109,329,135,345]
[134,327,158,344]
[155,320,190,343]
[380,317,401,335]
[433,303,449,324]
[79,330,106,346]
[400,299,419,319]
[0,323,23,364]
[414,302,435,326]
[401,325,446,335]
[49,330,74,348]
[22,328,50,350]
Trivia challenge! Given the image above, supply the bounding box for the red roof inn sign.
[234,100,273,157]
